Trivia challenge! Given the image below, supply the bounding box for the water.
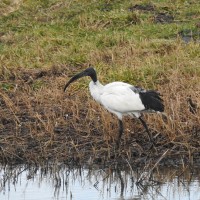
[0,164,200,200]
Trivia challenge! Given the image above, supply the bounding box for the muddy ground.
[0,67,200,169]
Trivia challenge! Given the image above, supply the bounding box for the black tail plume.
[139,90,164,112]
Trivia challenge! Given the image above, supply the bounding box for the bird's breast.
[89,81,104,104]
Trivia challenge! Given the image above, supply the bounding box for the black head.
[64,67,97,92]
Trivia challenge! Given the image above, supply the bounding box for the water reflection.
[0,164,200,200]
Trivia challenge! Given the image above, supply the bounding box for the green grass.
[0,0,200,84]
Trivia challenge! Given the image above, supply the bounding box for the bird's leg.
[116,120,123,149]
[138,116,155,147]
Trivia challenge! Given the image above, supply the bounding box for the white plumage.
[89,81,145,119]
[64,67,164,148]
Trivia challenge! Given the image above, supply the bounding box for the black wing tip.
[139,90,164,112]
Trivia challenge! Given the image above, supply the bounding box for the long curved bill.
[64,67,97,92]
[63,70,87,92]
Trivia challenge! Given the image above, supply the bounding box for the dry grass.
[0,0,23,17]
[0,57,199,166]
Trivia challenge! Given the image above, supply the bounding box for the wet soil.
[178,29,200,43]
[128,4,155,12]
[154,13,174,24]
[0,67,200,168]
[129,4,174,24]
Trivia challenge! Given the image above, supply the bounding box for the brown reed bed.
[0,65,199,168]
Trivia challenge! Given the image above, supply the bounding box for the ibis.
[64,67,164,148]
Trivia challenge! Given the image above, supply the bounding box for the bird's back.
[100,82,146,114]
[90,81,164,119]
[103,82,164,112]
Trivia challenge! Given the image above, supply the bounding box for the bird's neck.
[89,80,104,103]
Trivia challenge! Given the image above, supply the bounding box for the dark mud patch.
[98,3,113,12]
[128,4,155,12]
[0,67,200,168]
[128,4,174,24]
[154,13,174,24]
[178,29,200,43]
